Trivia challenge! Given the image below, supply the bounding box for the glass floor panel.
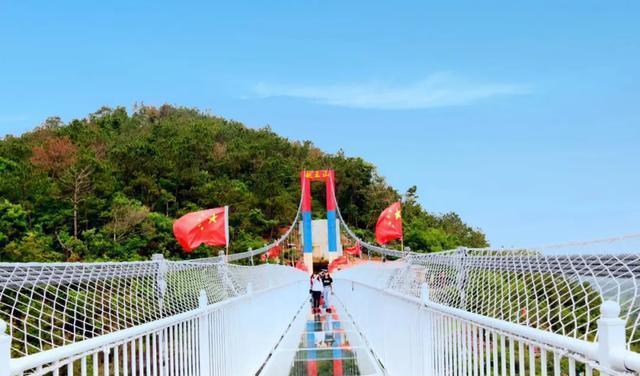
[260,301,383,376]
[288,356,363,376]
[284,331,362,349]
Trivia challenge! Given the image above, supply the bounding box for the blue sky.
[1,1,639,249]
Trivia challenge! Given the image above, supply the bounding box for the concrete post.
[198,289,210,376]
[152,254,167,314]
[0,319,10,376]
[597,300,627,371]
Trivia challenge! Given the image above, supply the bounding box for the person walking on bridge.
[310,273,323,313]
[320,270,333,311]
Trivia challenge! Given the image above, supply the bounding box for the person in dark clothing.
[320,270,333,309]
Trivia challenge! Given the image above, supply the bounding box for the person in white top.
[310,273,324,312]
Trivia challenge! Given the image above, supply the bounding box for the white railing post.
[218,259,238,296]
[421,282,430,305]
[152,254,167,314]
[0,319,10,376]
[198,289,210,376]
[597,300,626,371]
[455,247,467,310]
[421,282,434,374]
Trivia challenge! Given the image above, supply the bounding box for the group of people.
[310,269,333,313]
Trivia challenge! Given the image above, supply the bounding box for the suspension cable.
[328,174,409,258]
[191,179,306,263]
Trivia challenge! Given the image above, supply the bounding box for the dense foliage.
[0,105,488,262]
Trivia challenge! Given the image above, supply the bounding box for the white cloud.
[252,73,530,110]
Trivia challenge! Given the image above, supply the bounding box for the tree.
[401,186,488,252]
[29,135,93,242]
[3,231,61,262]
[0,104,489,262]
[38,116,64,130]
[105,194,150,242]
[29,136,78,177]
[61,165,93,240]
[0,199,27,250]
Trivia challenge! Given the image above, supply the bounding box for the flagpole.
[400,201,404,255]
[224,206,230,261]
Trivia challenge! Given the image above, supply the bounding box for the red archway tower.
[300,169,339,273]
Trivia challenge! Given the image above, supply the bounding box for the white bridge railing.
[0,263,308,376]
[335,262,640,376]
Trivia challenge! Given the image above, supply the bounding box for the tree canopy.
[0,105,488,262]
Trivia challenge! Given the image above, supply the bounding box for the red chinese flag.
[295,258,307,271]
[268,244,282,258]
[328,255,349,272]
[173,206,229,252]
[261,244,282,261]
[335,255,349,265]
[375,202,403,245]
[344,241,361,256]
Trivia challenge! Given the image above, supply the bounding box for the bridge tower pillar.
[300,170,339,274]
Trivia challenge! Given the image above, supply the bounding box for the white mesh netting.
[336,246,640,349]
[331,184,640,348]
[0,260,306,356]
[1,180,308,357]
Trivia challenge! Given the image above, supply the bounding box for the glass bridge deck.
[260,300,383,376]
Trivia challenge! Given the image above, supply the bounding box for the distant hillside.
[0,105,488,262]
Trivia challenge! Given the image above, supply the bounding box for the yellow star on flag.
[394,209,401,220]
[209,213,217,223]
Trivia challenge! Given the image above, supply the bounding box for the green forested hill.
[0,105,487,262]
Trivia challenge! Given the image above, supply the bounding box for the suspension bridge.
[2,170,640,375]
